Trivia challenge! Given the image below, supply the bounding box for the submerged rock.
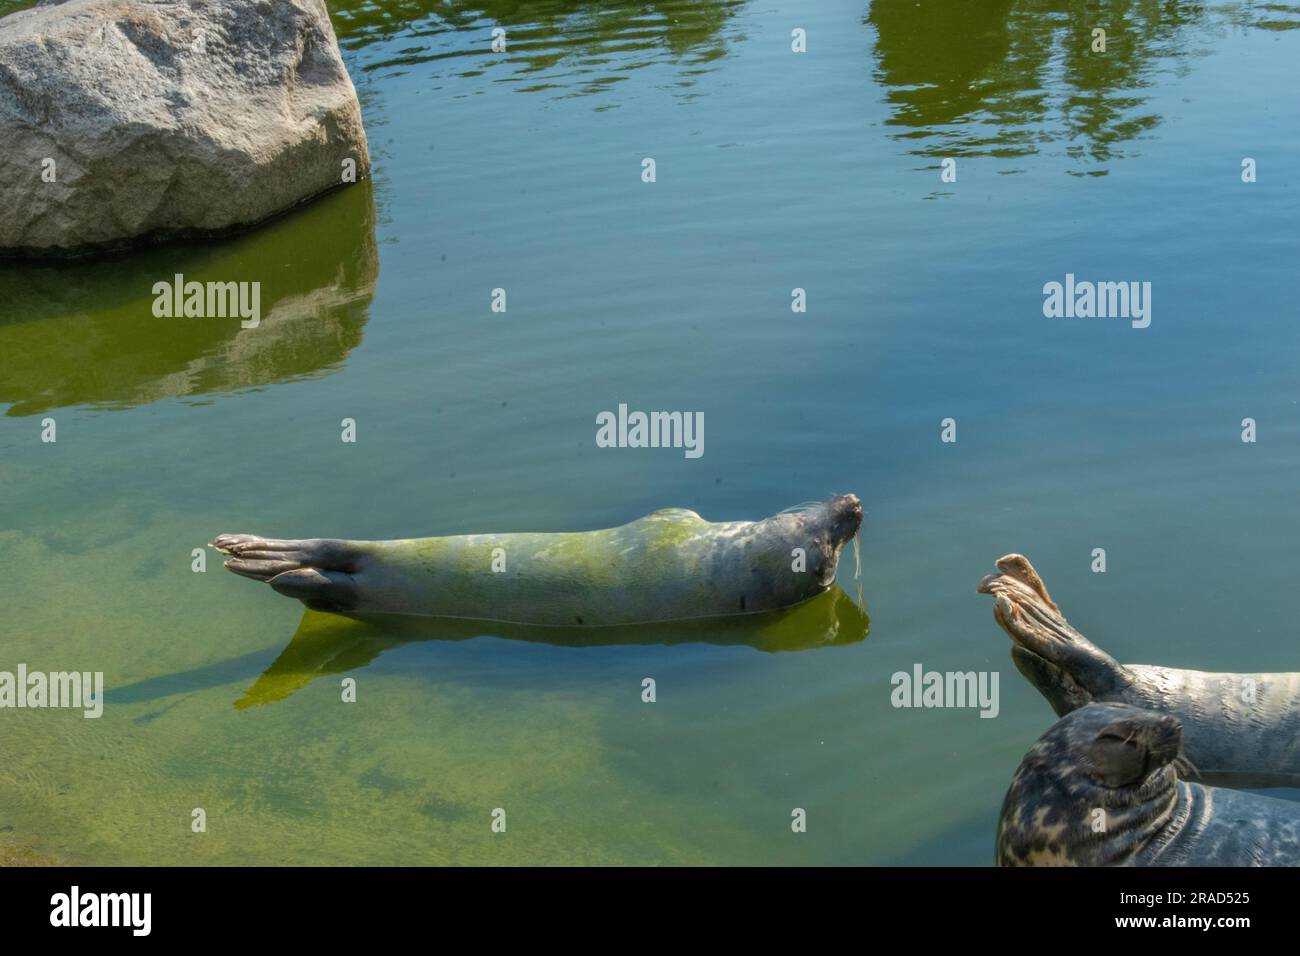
[0,0,370,258]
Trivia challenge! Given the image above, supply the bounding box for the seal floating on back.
[999,702,1300,867]
[979,554,1300,788]
[212,494,863,626]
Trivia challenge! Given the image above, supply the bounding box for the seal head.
[808,493,863,586]
[764,494,863,589]
[998,702,1184,867]
[824,493,865,546]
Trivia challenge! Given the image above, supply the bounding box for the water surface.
[1,0,1299,865]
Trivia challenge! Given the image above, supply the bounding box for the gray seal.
[979,554,1300,788]
[212,495,863,626]
[999,701,1300,866]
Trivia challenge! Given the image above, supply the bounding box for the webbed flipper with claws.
[977,554,1130,714]
[210,534,361,612]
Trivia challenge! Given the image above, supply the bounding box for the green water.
[1,0,1299,865]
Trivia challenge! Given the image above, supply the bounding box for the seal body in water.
[999,702,1300,867]
[979,554,1300,788]
[212,494,863,626]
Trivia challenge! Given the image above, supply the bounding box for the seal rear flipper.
[212,533,363,611]
[1011,646,1092,716]
[267,568,359,613]
[978,553,1128,699]
[212,534,361,572]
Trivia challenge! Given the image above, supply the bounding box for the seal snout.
[828,493,864,544]
[1146,713,1184,767]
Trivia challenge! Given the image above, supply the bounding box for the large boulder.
[0,0,370,257]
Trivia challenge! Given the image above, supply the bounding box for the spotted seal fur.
[999,701,1300,866]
